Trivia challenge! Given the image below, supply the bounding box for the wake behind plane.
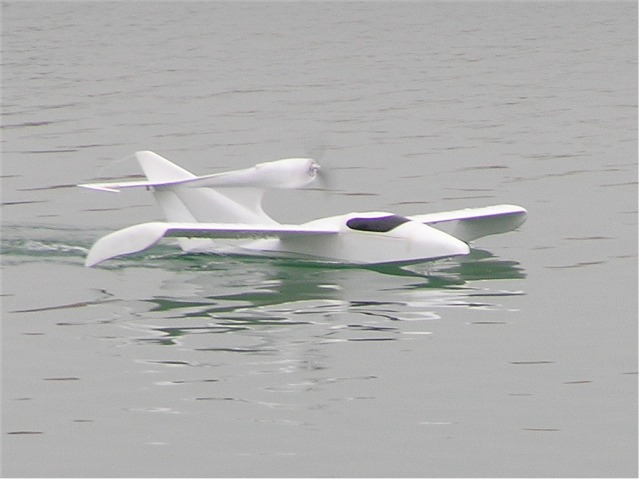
[79,151,527,268]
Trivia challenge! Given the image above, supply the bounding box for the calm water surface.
[2,2,637,477]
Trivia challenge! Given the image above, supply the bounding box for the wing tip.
[85,222,168,267]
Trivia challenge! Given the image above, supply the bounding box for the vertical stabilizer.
[134,151,212,252]
[132,150,278,252]
[135,151,196,183]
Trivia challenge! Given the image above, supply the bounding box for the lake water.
[1,2,637,477]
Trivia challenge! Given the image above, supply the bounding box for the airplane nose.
[413,223,470,259]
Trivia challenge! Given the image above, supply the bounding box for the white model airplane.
[79,151,527,268]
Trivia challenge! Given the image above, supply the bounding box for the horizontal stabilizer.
[78,151,196,192]
[411,204,528,242]
[86,222,338,267]
[76,172,270,192]
[78,180,158,193]
[77,175,246,192]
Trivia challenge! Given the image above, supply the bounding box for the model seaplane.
[79,151,527,268]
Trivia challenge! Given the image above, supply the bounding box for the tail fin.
[135,152,278,252]
[134,152,274,224]
[77,151,196,192]
[135,150,196,183]
[80,151,320,252]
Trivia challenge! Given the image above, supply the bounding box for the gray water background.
[1,2,637,477]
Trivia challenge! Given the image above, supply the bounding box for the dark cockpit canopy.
[346,214,411,233]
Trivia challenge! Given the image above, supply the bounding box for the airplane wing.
[85,222,338,267]
[410,204,528,243]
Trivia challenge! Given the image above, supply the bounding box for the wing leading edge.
[85,222,338,267]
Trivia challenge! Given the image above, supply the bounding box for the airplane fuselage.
[240,212,470,265]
